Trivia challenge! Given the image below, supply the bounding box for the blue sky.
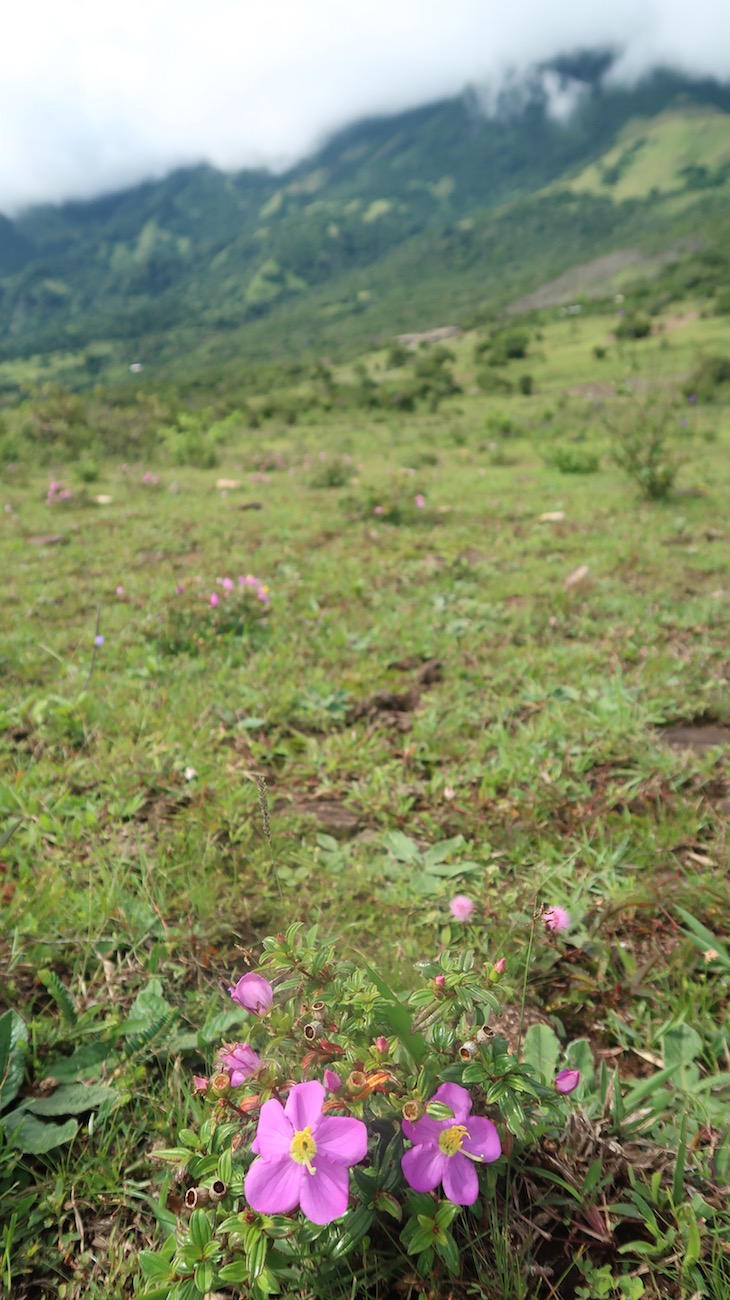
[2,0,729,213]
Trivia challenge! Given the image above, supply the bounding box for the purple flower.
[192,1074,209,1094]
[229,972,273,1015]
[688,393,697,404]
[94,634,105,648]
[401,1082,500,1205]
[544,906,570,934]
[375,1036,389,1055]
[257,586,271,605]
[219,1042,261,1086]
[555,1069,580,1095]
[210,592,219,608]
[323,1069,342,1093]
[450,895,475,922]
[244,1080,367,1224]
[175,583,185,595]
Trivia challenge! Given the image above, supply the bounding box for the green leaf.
[522,1023,561,1084]
[45,1041,113,1083]
[662,1025,702,1088]
[2,1111,79,1153]
[37,969,78,1026]
[22,1083,119,1116]
[382,831,421,864]
[188,1208,212,1254]
[435,1230,460,1276]
[194,1262,214,1293]
[565,1038,595,1087]
[0,1010,28,1114]
[426,1101,455,1121]
[356,959,427,1066]
[422,837,465,866]
[139,1251,175,1281]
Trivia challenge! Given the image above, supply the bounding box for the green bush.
[545,444,600,475]
[615,313,652,340]
[684,355,730,402]
[608,396,686,499]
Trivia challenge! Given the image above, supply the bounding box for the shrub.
[309,456,352,489]
[518,374,534,396]
[615,312,652,341]
[608,396,686,500]
[545,444,600,475]
[684,355,730,402]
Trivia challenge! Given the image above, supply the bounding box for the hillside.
[1,63,730,376]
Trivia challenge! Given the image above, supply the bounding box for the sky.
[2,0,729,214]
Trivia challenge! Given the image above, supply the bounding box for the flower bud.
[434,974,446,989]
[304,1020,324,1041]
[555,1068,580,1095]
[324,1069,342,1093]
[492,957,506,975]
[375,1036,389,1054]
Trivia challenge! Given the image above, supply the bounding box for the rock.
[564,564,592,593]
[216,478,240,490]
[539,511,566,523]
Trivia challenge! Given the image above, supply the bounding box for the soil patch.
[276,798,363,839]
[659,721,730,753]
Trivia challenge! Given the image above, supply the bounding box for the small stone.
[183,766,197,782]
[564,564,592,593]
[539,511,566,523]
[94,494,113,504]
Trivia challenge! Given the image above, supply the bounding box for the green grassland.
[1,292,730,1297]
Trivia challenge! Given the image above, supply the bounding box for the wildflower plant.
[142,923,582,1298]
[144,573,272,657]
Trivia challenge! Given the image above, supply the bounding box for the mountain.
[1,62,730,376]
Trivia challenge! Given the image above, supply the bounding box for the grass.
[1,299,729,1297]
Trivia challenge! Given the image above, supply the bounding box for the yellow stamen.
[439,1124,469,1157]
[290,1126,317,1174]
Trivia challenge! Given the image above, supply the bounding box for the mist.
[2,0,730,214]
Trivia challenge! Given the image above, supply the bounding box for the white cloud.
[1,0,729,213]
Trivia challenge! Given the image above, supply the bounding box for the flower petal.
[285,1080,326,1131]
[251,1098,293,1158]
[244,1156,302,1214]
[431,1082,472,1124]
[299,1158,350,1225]
[442,1152,479,1206]
[462,1117,501,1164]
[314,1116,368,1166]
[402,1143,446,1193]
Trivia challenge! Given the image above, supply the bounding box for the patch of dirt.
[662,309,699,333]
[566,382,614,399]
[493,1005,552,1056]
[659,721,730,753]
[27,533,69,546]
[347,659,443,732]
[276,798,364,839]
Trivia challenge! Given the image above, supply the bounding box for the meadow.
[1,301,729,1298]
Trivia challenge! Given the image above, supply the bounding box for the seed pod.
[459,1040,478,1060]
[347,1070,368,1092]
[209,1179,228,1203]
[304,1020,324,1041]
[402,1098,423,1123]
[210,1071,231,1096]
[476,1026,494,1045]
[185,1187,210,1209]
[311,1000,326,1014]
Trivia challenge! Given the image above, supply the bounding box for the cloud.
[1,0,729,213]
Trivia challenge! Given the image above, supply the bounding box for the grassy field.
[1,304,730,1298]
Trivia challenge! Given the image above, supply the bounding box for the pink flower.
[221,577,234,591]
[323,1069,342,1093]
[374,506,383,515]
[257,587,271,605]
[375,1036,389,1055]
[192,1074,209,1094]
[219,1042,261,1086]
[544,906,570,934]
[210,592,219,608]
[229,972,273,1015]
[175,583,185,595]
[492,957,505,975]
[401,1082,500,1205]
[244,1080,367,1224]
[450,895,475,922]
[239,574,258,587]
[434,974,446,989]
[116,585,125,597]
[444,785,455,800]
[415,494,425,508]
[555,1069,580,1095]
[94,634,105,648]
